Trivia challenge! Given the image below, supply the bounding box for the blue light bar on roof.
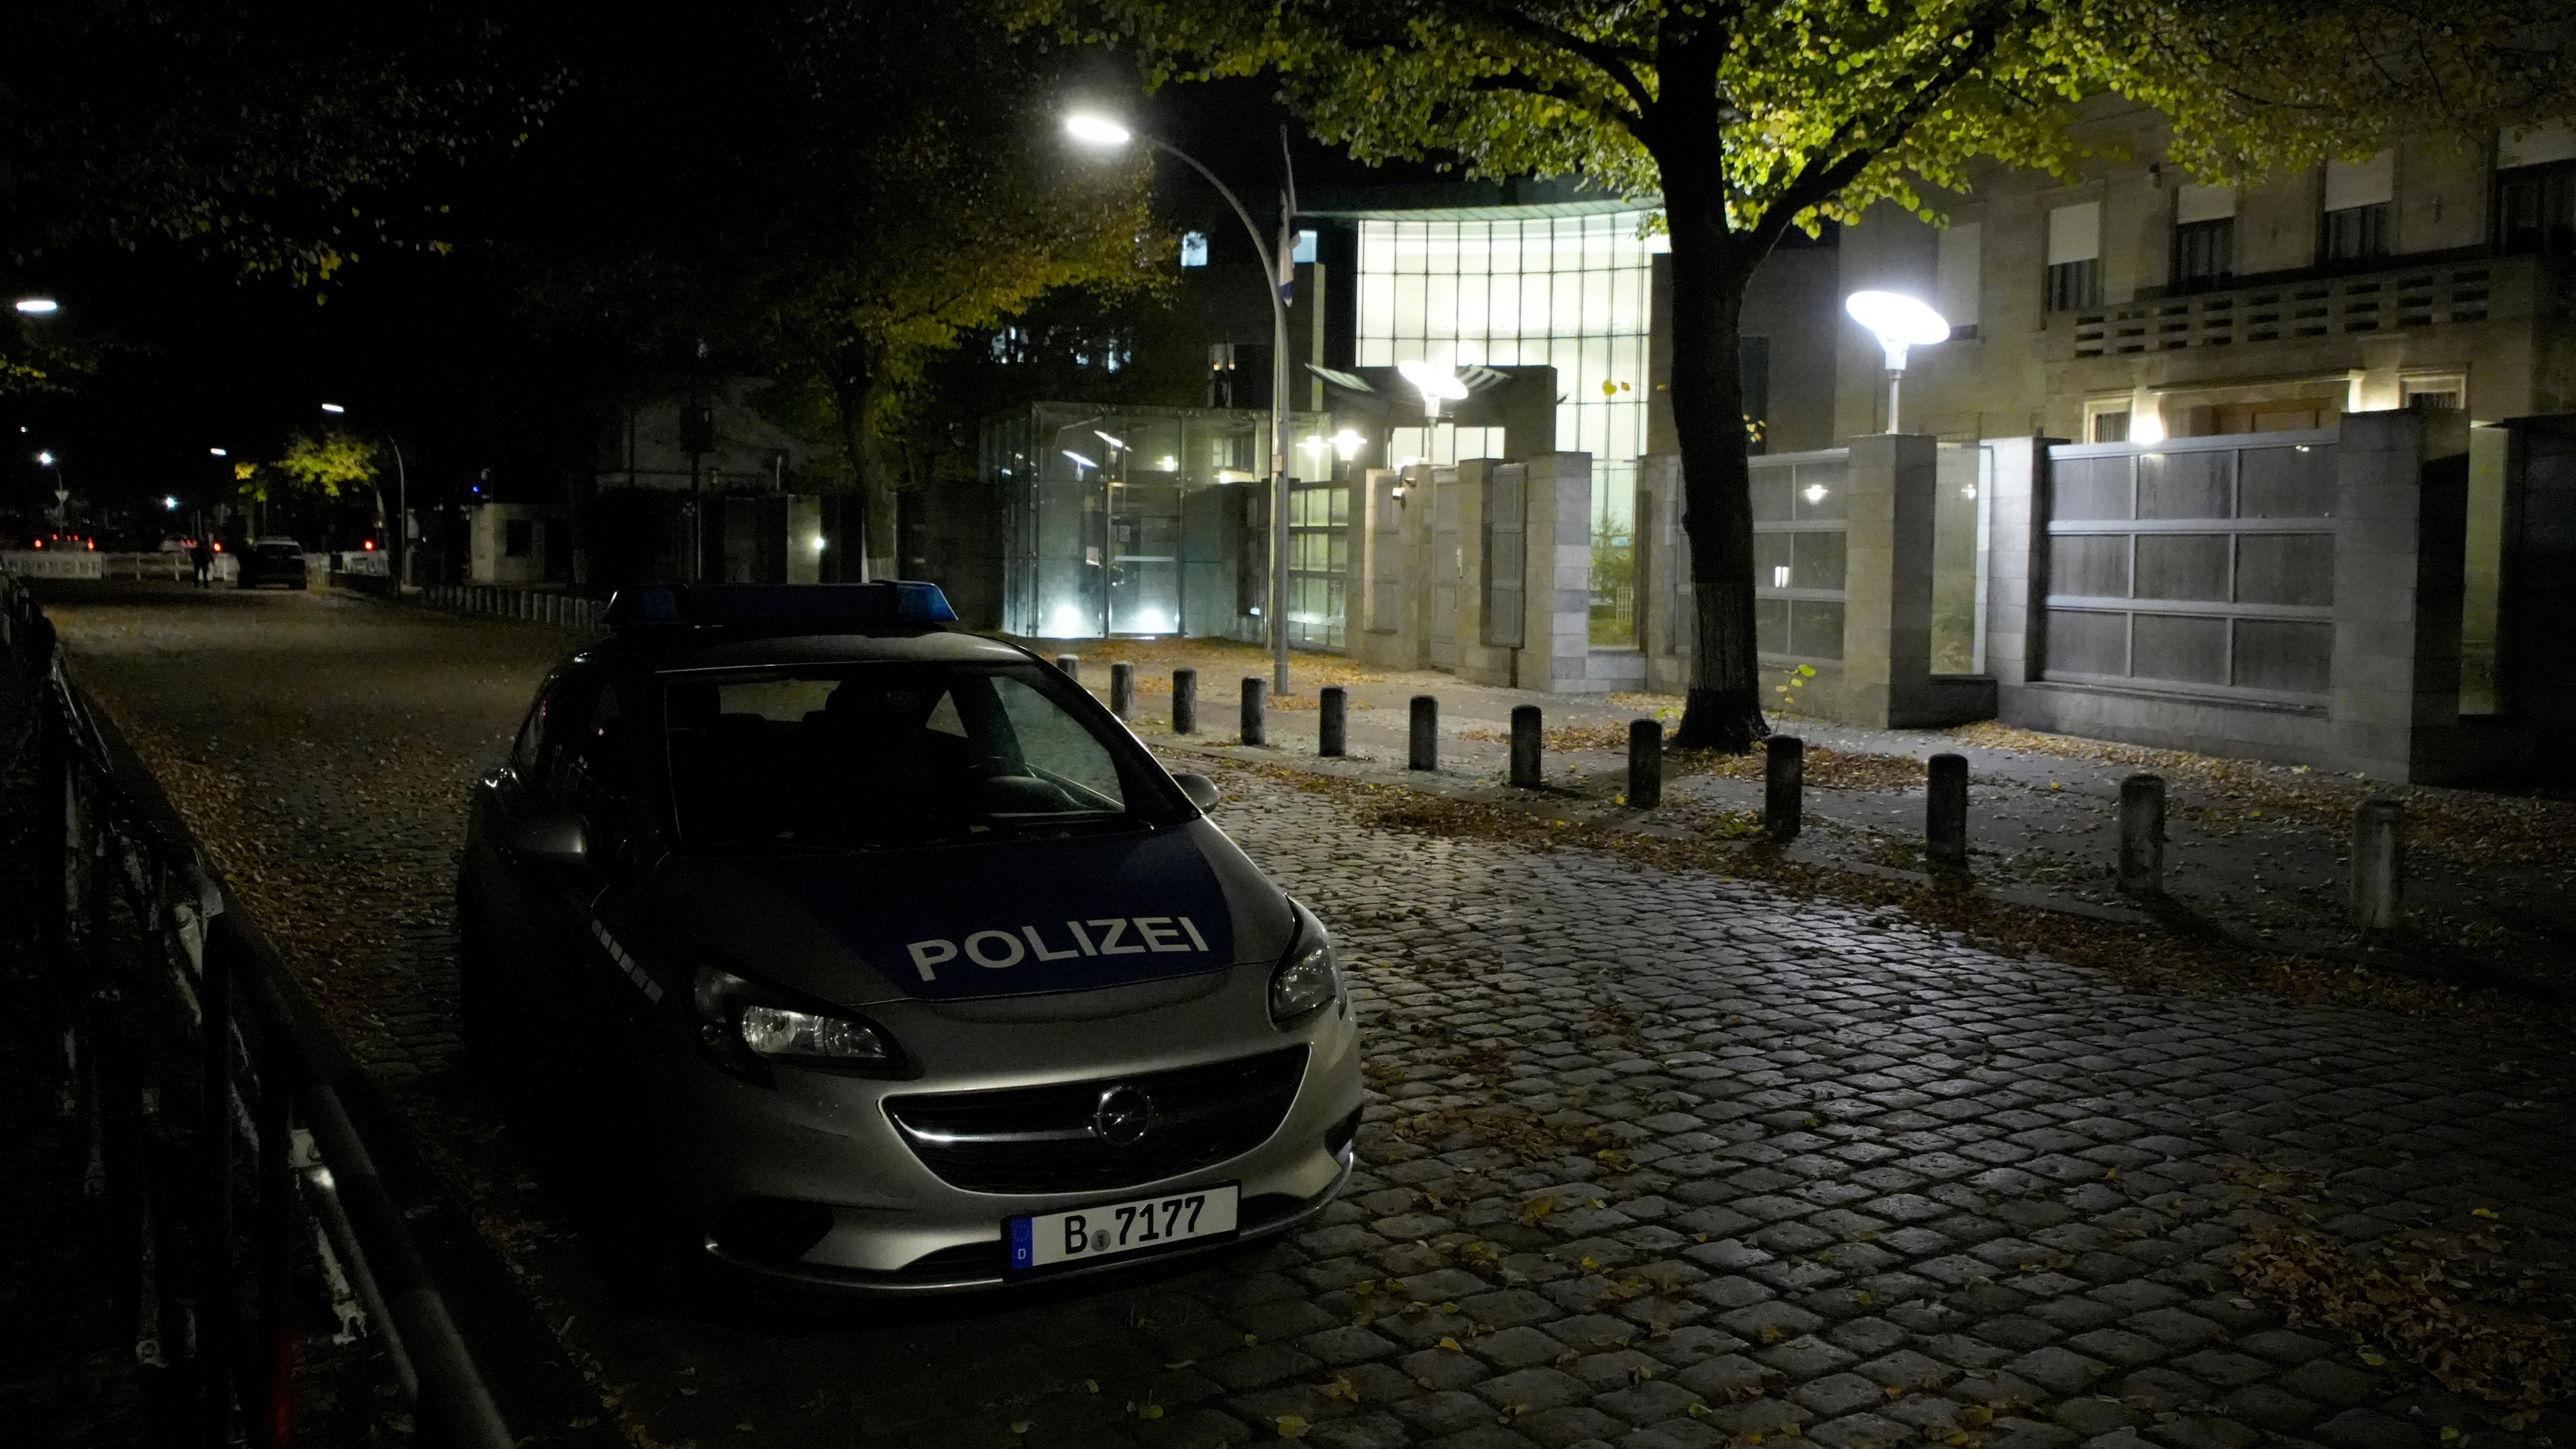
[602,582,957,629]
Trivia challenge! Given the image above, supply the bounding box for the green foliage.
[247,431,379,503]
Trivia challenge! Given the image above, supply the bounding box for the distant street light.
[319,402,411,587]
[36,449,54,465]
[209,447,227,457]
[1843,290,1949,434]
[13,297,59,315]
[1066,108,1298,694]
[164,496,180,511]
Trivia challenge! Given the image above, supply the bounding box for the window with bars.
[2499,163,2576,256]
[1749,454,1849,661]
[2041,437,2339,703]
[2171,218,2234,290]
[2322,203,2391,261]
[2045,258,2100,312]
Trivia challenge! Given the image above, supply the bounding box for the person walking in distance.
[189,536,214,588]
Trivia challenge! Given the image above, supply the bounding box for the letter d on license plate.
[1010,1183,1240,1270]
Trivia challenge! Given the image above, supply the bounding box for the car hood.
[638,819,1291,1010]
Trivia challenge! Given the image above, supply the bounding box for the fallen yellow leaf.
[1277,1413,1310,1439]
[1438,1338,1464,1352]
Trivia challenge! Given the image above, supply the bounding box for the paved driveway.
[38,581,2574,1449]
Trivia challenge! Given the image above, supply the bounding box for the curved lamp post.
[1066,111,1295,693]
[1843,291,1949,434]
[322,402,413,588]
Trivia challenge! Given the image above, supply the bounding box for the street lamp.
[1066,109,1299,694]
[1395,359,1470,422]
[13,297,59,315]
[1842,290,1949,434]
[320,402,411,588]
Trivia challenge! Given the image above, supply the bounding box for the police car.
[455,581,1361,1298]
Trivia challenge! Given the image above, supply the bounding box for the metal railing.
[0,568,514,1448]
[423,583,606,633]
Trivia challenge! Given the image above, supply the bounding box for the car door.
[551,674,664,1029]
[488,668,608,1051]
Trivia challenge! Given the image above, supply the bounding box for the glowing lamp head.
[1331,429,1366,460]
[1061,449,1099,472]
[1063,113,1133,148]
[1395,359,1470,402]
[1843,290,1949,370]
[36,450,54,466]
[319,401,347,415]
[15,298,60,315]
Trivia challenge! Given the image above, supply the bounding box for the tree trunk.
[1660,169,1769,753]
[830,368,894,584]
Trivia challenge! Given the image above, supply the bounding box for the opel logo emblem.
[1093,1085,1154,1146]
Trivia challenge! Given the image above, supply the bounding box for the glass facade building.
[1354,208,1658,643]
[983,402,1331,641]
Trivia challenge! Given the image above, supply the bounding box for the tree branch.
[1442,0,1659,120]
[1466,72,1646,136]
[1747,19,2007,250]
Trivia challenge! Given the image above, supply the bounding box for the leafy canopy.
[243,431,380,504]
[1048,0,2576,251]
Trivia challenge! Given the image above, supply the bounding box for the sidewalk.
[1032,635,2576,1013]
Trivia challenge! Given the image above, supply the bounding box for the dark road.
[35,579,2576,1449]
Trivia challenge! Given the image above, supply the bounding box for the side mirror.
[509,804,589,867]
[1173,772,1221,812]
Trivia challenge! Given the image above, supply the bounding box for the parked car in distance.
[236,537,310,590]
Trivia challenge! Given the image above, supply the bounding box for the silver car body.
[458,590,1362,1295]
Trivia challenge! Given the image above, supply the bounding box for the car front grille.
[883,1046,1309,1195]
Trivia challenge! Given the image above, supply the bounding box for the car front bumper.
[629,968,1366,1297]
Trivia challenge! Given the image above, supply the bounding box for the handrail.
[0,566,516,1449]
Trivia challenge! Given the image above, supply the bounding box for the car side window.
[509,672,562,780]
[560,682,635,849]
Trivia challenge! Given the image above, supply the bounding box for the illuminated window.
[1354,211,1654,643]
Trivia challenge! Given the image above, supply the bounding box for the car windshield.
[660,661,1180,851]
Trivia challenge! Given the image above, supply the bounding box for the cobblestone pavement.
[1034,637,2576,979]
[36,581,2576,1449]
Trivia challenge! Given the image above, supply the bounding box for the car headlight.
[692,965,903,1082]
[1268,901,1342,1027]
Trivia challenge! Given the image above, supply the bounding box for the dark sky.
[0,53,1452,531]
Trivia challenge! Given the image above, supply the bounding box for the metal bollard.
[1408,695,1438,771]
[2351,798,2404,930]
[2118,773,2166,894]
[1055,653,1079,684]
[1925,753,1970,871]
[1766,736,1805,841]
[1240,677,1267,746]
[1627,718,1663,808]
[1110,661,1135,722]
[1509,705,1542,788]
[1319,686,1347,757]
[1172,668,1197,735]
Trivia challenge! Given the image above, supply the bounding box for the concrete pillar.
[1766,737,1804,841]
[1981,436,2050,693]
[1171,668,1197,735]
[1509,705,1542,788]
[1109,662,1135,722]
[2328,409,2472,783]
[1925,753,1968,871]
[2351,797,2404,930]
[1408,695,1438,771]
[1239,677,1266,746]
[1055,653,1080,683]
[1841,432,1941,729]
[1517,453,1595,694]
[2118,773,2165,893]
[1627,720,1662,808]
